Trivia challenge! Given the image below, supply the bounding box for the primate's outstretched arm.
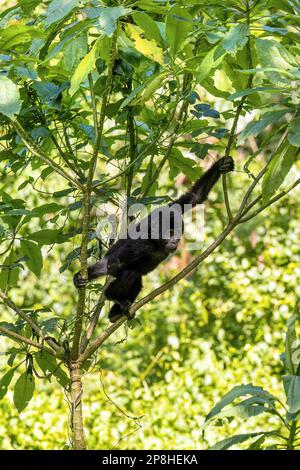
[174,156,234,210]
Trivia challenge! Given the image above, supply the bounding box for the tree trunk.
[70,363,86,450]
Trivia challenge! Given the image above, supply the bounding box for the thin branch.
[0,290,60,353]
[240,177,300,222]
[0,325,56,356]
[222,3,254,221]
[10,120,82,189]
[71,31,118,360]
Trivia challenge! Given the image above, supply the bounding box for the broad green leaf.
[210,432,266,450]
[285,315,299,374]
[205,384,276,422]
[133,11,162,45]
[0,24,44,50]
[26,229,59,245]
[0,367,17,400]
[255,38,297,85]
[222,24,249,55]
[132,72,167,105]
[126,24,164,65]
[13,372,35,413]
[20,240,43,277]
[262,144,296,204]
[0,76,21,119]
[44,0,80,27]
[69,39,101,96]
[228,86,282,101]
[238,109,289,144]
[63,34,88,72]
[165,5,192,55]
[97,5,131,37]
[283,375,300,414]
[196,45,227,83]
[288,117,300,147]
[35,352,70,390]
[0,253,21,290]
[169,150,202,181]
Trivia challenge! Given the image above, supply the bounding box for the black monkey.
[74,156,234,322]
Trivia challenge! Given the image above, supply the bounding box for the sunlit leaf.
[262,144,296,204]
[126,24,164,65]
[0,76,21,119]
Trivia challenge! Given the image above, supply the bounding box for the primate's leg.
[105,271,143,322]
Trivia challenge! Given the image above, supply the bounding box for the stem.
[0,290,60,353]
[10,120,81,189]
[0,326,57,356]
[222,2,254,221]
[71,31,118,360]
[69,363,86,450]
[287,421,297,450]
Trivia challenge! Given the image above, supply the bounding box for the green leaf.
[63,34,88,72]
[288,117,300,147]
[126,24,164,65]
[69,38,101,96]
[96,5,131,37]
[210,432,266,450]
[0,367,17,400]
[285,315,299,374]
[262,144,296,204]
[27,229,59,245]
[165,5,192,55]
[255,38,297,85]
[20,240,43,277]
[44,0,80,27]
[196,45,227,83]
[222,24,249,55]
[283,375,300,414]
[0,24,44,50]
[35,352,70,390]
[13,371,35,413]
[0,76,21,119]
[205,384,276,422]
[238,109,289,144]
[133,11,162,45]
[169,149,202,181]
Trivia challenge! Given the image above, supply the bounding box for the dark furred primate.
[74,156,234,322]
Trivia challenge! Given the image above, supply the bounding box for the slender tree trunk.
[70,363,86,450]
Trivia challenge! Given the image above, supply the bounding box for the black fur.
[74,156,234,322]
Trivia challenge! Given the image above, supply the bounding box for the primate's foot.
[218,156,234,174]
[73,272,88,289]
[108,300,134,323]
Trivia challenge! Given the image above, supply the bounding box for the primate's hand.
[73,272,88,289]
[218,156,234,174]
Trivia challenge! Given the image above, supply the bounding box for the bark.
[69,363,86,450]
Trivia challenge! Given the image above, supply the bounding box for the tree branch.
[222,5,254,221]
[0,290,60,353]
[0,325,57,356]
[10,120,82,189]
[71,31,118,360]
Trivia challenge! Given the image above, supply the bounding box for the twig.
[222,3,254,221]
[0,290,61,353]
[0,325,56,356]
[71,31,118,360]
[10,120,82,189]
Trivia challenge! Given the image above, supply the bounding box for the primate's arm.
[175,156,234,209]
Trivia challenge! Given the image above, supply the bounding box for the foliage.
[0,0,300,450]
